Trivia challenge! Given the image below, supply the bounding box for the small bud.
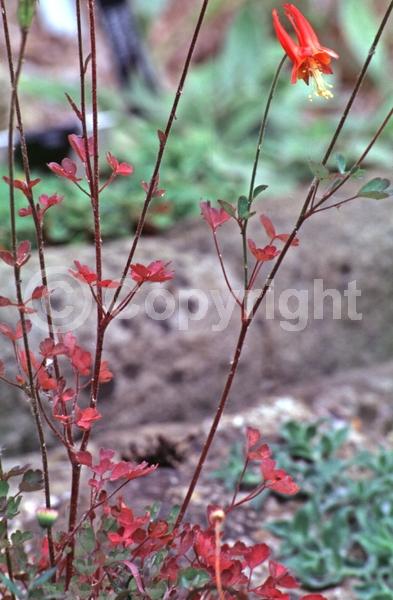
[207,504,226,527]
[36,507,58,529]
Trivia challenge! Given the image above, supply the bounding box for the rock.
[1,187,393,453]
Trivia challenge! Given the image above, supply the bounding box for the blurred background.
[0,0,391,247]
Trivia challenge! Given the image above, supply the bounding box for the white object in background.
[38,0,77,37]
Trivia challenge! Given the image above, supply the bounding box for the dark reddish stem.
[0,0,55,567]
[108,0,212,316]
[175,320,250,527]
[65,2,212,574]
[311,106,393,214]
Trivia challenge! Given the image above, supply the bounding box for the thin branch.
[241,55,287,289]
[311,106,393,213]
[108,0,212,317]
[213,232,242,307]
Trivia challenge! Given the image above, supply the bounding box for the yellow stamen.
[310,63,334,100]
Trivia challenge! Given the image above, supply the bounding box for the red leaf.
[248,240,279,262]
[0,323,15,340]
[246,426,261,451]
[32,286,49,300]
[3,176,41,198]
[200,201,231,232]
[73,450,93,467]
[248,443,271,462]
[15,319,32,340]
[48,158,81,182]
[17,240,31,267]
[276,233,300,247]
[75,407,102,431]
[260,215,276,239]
[106,152,134,177]
[99,360,113,383]
[245,543,270,569]
[110,460,157,482]
[130,261,174,284]
[18,206,33,217]
[269,561,298,588]
[0,296,12,307]
[0,251,15,267]
[39,194,63,209]
[68,134,94,163]
[71,346,92,376]
[69,260,97,285]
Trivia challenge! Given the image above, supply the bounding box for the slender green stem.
[241,55,286,289]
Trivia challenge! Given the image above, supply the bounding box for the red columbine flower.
[272,4,338,99]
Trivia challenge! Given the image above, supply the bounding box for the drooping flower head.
[272,4,338,99]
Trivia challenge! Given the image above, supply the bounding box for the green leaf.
[335,154,347,175]
[358,178,392,200]
[77,524,96,555]
[350,167,366,179]
[28,567,57,590]
[17,0,37,29]
[0,573,24,599]
[10,530,33,551]
[179,567,210,590]
[0,480,9,497]
[253,184,269,199]
[218,199,237,218]
[308,160,330,181]
[237,195,249,219]
[145,581,167,599]
[19,469,44,492]
[237,196,255,220]
[6,496,22,519]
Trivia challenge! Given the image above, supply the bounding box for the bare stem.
[175,321,250,526]
[108,0,212,316]
[241,55,286,289]
[213,232,242,307]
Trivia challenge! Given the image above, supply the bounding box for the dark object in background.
[14,122,79,171]
[97,0,158,90]
[13,1,157,169]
